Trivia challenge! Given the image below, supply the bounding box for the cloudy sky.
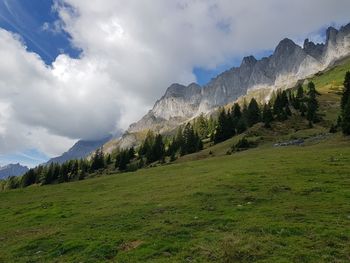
[0,0,349,167]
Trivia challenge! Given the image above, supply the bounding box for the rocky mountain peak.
[303,38,325,60]
[326,26,338,45]
[164,83,186,98]
[275,38,299,55]
[339,23,350,35]
[163,82,201,100]
[241,55,257,67]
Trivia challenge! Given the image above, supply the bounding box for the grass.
[1,135,350,262]
[1,57,350,262]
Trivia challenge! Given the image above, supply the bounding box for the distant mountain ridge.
[104,22,350,152]
[0,163,29,179]
[47,135,113,164]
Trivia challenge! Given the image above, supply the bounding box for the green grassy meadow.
[1,136,350,262]
[1,58,350,262]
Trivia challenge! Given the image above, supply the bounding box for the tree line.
[0,149,114,190]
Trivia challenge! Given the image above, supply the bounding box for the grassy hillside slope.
[1,58,350,262]
[1,136,350,262]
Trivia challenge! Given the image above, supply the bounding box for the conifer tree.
[231,103,242,120]
[207,116,217,137]
[118,150,129,170]
[339,72,350,134]
[281,91,289,107]
[91,148,105,171]
[214,108,232,143]
[246,98,261,126]
[341,71,350,111]
[262,103,274,128]
[306,81,320,125]
[231,103,242,131]
[195,114,209,139]
[105,154,112,165]
[296,84,304,99]
[139,130,155,156]
[273,92,283,117]
[21,169,37,187]
[182,123,196,154]
[150,134,165,163]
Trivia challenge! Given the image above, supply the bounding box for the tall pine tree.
[246,98,261,127]
[341,72,350,135]
[341,71,350,111]
[262,103,274,128]
[306,81,320,125]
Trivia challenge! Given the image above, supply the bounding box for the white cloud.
[0,0,350,158]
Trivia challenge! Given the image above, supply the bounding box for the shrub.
[232,137,257,152]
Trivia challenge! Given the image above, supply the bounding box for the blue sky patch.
[0,0,80,64]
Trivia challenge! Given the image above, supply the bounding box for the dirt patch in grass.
[119,240,144,252]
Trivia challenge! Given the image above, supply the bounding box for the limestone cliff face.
[108,23,350,150]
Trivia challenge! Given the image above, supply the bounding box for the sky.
[0,0,349,168]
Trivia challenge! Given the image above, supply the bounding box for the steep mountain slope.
[105,23,350,152]
[0,163,28,179]
[47,136,112,164]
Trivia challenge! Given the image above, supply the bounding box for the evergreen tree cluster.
[191,114,217,140]
[272,90,292,121]
[213,99,262,144]
[168,123,203,158]
[213,81,321,144]
[115,147,135,171]
[3,148,115,190]
[138,131,165,164]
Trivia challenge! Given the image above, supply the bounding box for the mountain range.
[102,23,350,152]
[0,163,29,179]
[47,135,113,164]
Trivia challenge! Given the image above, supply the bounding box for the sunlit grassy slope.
[0,58,350,263]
